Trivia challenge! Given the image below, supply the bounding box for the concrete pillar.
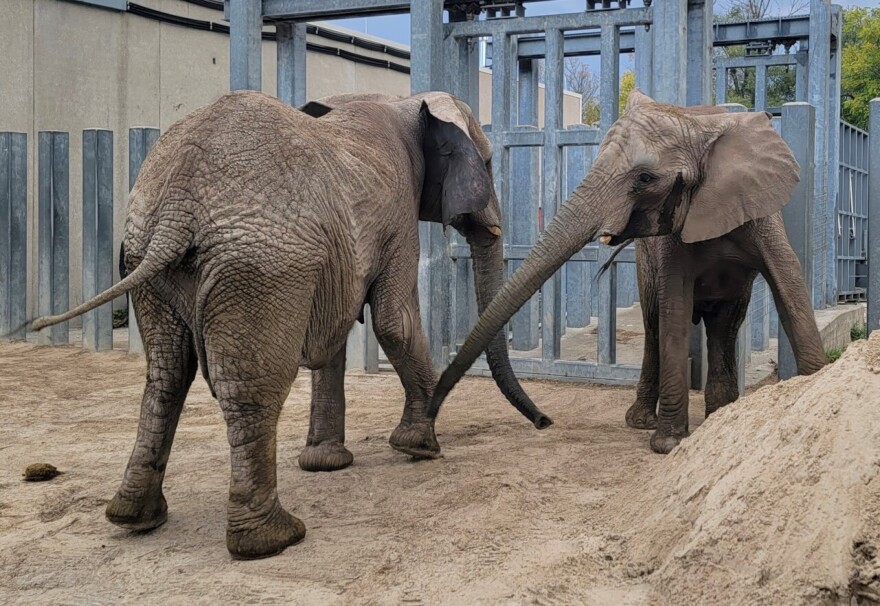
[277,22,308,107]
[229,0,262,91]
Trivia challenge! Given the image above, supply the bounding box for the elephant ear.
[681,111,799,243]
[418,92,498,231]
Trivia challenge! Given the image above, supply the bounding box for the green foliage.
[619,70,636,114]
[841,7,880,130]
[826,348,843,362]
[851,322,867,341]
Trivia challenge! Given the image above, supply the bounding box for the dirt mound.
[621,333,880,605]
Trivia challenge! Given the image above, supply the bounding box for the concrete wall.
[1,0,581,321]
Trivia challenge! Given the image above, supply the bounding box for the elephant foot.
[625,401,658,430]
[649,428,689,454]
[106,489,168,531]
[227,503,306,560]
[389,421,441,459]
[298,441,354,472]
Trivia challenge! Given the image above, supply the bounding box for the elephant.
[428,90,828,454]
[31,89,551,559]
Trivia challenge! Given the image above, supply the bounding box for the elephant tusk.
[488,226,503,237]
[599,235,613,245]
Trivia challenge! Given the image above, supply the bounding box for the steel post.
[868,99,880,334]
[779,102,816,378]
[38,132,70,346]
[277,22,308,106]
[0,133,27,341]
[82,130,115,351]
[229,0,262,91]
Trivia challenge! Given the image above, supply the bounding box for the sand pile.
[620,333,880,604]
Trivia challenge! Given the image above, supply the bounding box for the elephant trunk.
[431,195,600,420]
[467,229,553,429]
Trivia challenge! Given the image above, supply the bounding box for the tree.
[563,58,601,124]
[619,70,636,113]
[841,7,880,130]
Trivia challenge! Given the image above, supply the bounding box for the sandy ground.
[2,333,876,605]
[1,340,709,605]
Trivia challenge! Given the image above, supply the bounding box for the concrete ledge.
[815,303,866,352]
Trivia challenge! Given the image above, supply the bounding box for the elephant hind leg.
[299,345,354,472]
[106,282,197,531]
[703,294,751,417]
[204,283,311,559]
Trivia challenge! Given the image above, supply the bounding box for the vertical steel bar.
[51,133,70,346]
[277,22,308,107]
[97,130,114,350]
[38,133,53,345]
[597,24,620,365]
[779,102,816,378]
[686,0,713,107]
[38,132,70,345]
[229,0,262,91]
[564,126,591,328]
[541,27,564,365]
[634,25,653,97]
[510,58,539,350]
[652,0,688,104]
[808,0,830,309]
[754,63,767,111]
[826,4,843,304]
[715,66,727,105]
[412,0,449,370]
[127,128,159,354]
[794,51,808,101]
[0,133,28,341]
[868,99,880,334]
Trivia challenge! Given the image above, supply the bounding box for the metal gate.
[837,121,869,301]
[438,7,654,383]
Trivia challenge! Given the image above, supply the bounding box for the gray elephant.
[32,89,551,559]
[429,90,828,453]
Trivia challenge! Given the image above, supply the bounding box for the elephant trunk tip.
[533,414,554,430]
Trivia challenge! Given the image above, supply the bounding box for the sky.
[328,0,876,47]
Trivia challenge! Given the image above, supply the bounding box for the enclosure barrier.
[0,133,27,341]
[0,128,159,351]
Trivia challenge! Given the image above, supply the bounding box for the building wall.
[1,0,581,320]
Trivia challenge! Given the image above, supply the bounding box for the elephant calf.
[32,90,549,559]
[429,90,827,453]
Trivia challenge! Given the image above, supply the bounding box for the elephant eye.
[637,172,655,185]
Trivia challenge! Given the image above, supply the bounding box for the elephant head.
[300,92,553,429]
[429,90,800,418]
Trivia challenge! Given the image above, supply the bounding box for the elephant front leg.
[370,273,440,459]
[627,259,659,430]
[299,346,354,472]
[651,269,695,454]
[106,287,197,531]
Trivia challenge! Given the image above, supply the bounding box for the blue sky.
[328,0,876,47]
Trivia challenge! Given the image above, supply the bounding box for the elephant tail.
[31,222,191,332]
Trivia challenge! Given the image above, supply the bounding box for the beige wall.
[1,0,580,319]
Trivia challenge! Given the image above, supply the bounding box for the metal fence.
[0,127,158,353]
[837,121,869,301]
